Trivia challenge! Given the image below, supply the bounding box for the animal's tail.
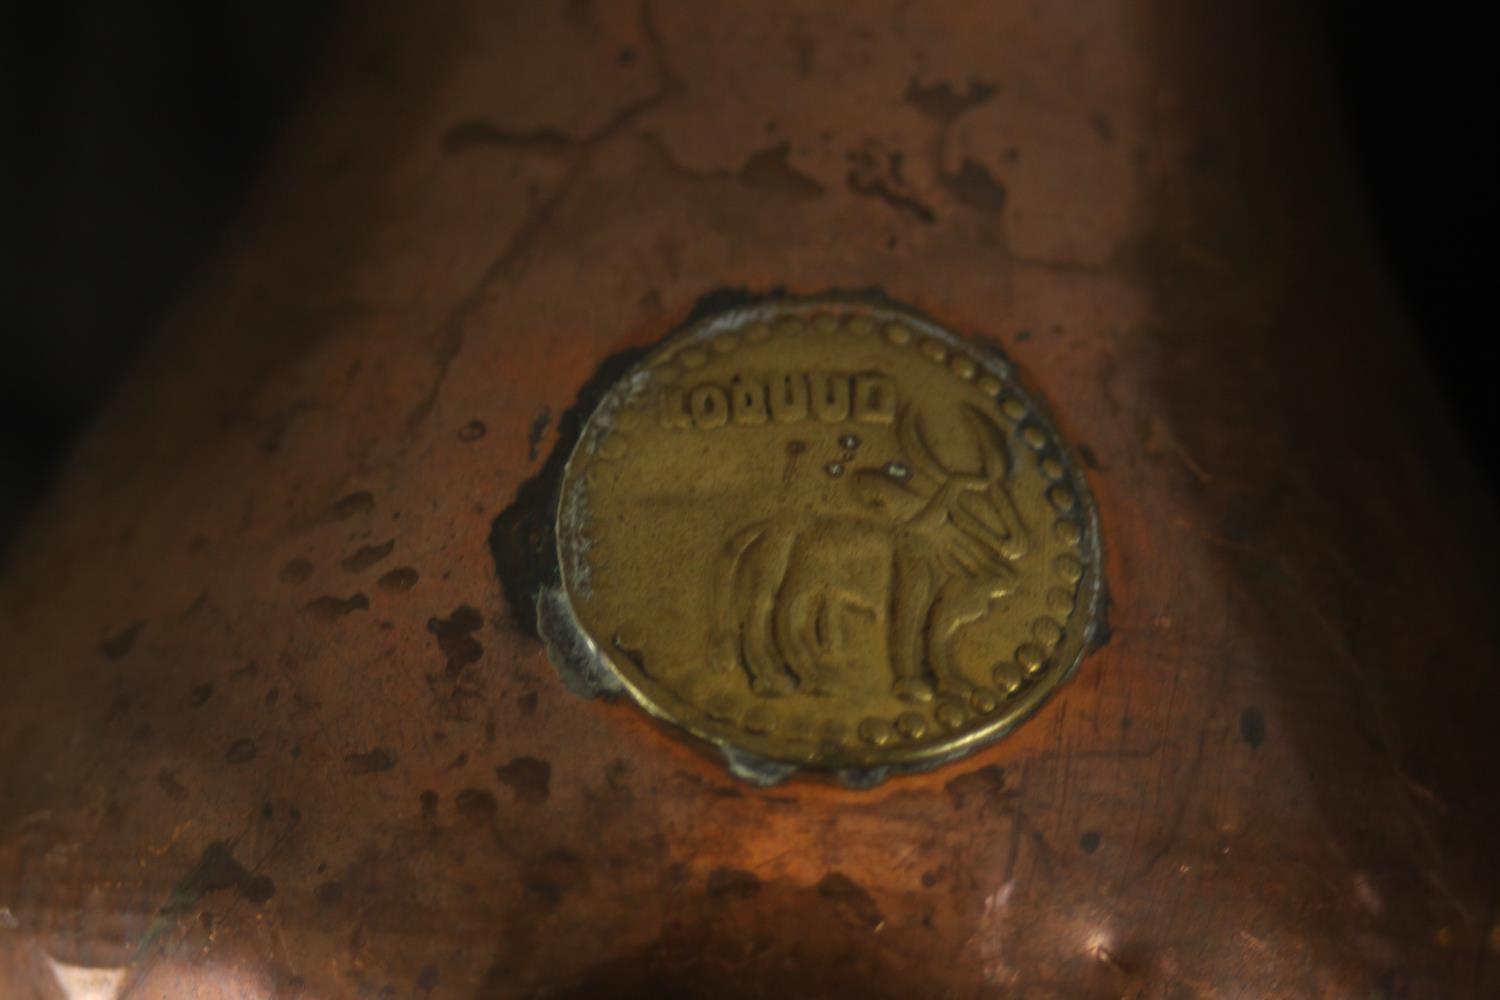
[707,522,766,673]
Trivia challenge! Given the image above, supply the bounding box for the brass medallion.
[547,296,1104,784]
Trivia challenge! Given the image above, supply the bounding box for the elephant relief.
[708,402,1029,701]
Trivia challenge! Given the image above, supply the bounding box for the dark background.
[0,1,1493,553]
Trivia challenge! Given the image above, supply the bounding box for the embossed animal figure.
[709,403,1029,700]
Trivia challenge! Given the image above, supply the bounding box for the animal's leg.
[987,485,1031,560]
[708,523,767,674]
[928,570,1017,695]
[889,549,935,702]
[927,597,977,699]
[818,596,844,654]
[740,523,798,695]
[775,588,827,694]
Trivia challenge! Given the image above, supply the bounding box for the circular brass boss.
[550,297,1104,783]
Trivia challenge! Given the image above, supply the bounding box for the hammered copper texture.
[1,2,1496,997]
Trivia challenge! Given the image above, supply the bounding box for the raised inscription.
[659,372,896,429]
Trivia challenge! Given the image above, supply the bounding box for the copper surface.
[2,1,1497,997]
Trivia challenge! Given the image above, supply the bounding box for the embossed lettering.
[660,373,900,430]
[659,387,692,429]
[852,374,896,425]
[730,376,768,425]
[810,372,851,423]
[689,385,730,429]
[768,372,809,423]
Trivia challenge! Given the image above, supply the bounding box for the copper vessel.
[2,1,1496,996]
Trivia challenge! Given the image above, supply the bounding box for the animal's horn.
[897,405,948,481]
[962,403,1011,480]
[959,402,1030,559]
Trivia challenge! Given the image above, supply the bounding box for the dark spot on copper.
[738,142,824,199]
[523,850,589,909]
[442,120,575,156]
[417,964,439,992]
[495,756,551,804]
[944,765,1006,810]
[458,419,487,443]
[786,440,807,455]
[1091,111,1114,141]
[817,872,883,928]
[341,539,395,573]
[1080,831,1101,854]
[378,567,419,593]
[1240,706,1266,749]
[156,768,189,801]
[100,621,144,661]
[517,691,539,716]
[330,491,375,519]
[190,683,214,707]
[230,660,259,681]
[904,78,995,123]
[706,867,761,900]
[455,788,497,823]
[920,869,941,888]
[304,594,370,620]
[427,606,484,677]
[527,406,552,462]
[846,141,936,223]
[225,738,257,765]
[662,862,691,890]
[280,559,314,583]
[260,802,273,820]
[447,752,469,770]
[315,881,344,905]
[1077,443,1102,469]
[346,748,397,775]
[179,590,209,620]
[420,789,438,821]
[264,688,280,708]
[166,841,275,912]
[940,158,1007,212]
